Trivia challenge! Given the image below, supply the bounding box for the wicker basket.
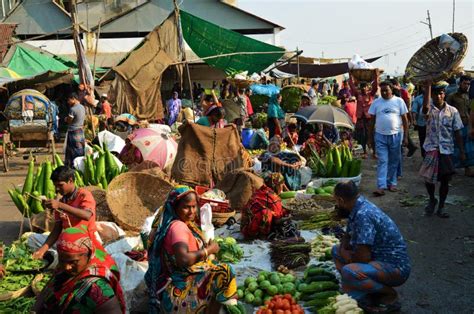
[0,285,30,301]
[228,78,255,89]
[212,210,236,227]
[405,33,468,84]
[32,273,52,296]
[350,69,382,82]
[106,172,174,231]
[83,186,114,222]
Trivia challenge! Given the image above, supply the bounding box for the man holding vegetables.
[33,166,99,259]
[331,181,411,313]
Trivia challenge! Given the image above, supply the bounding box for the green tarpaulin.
[4,44,106,78]
[180,11,285,74]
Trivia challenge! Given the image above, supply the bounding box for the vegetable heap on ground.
[310,235,339,261]
[306,179,338,197]
[317,294,364,314]
[33,273,53,293]
[307,144,361,178]
[299,265,340,311]
[0,273,34,294]
[256,294,305,314]
[238,271,299,307]
[215,237,244,263]
[282,197,333,220]
[299,211,343,230]
[270,237,311,269]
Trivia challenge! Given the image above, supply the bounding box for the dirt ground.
[0,141,473,313]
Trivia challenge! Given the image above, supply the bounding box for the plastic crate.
[195,186,230,213]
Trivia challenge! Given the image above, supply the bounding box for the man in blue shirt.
[332,181,410,313]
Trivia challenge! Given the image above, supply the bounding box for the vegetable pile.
[310,235,339,261]
[318,95,338,105]
[270,237,311,269]
[215,237,244,263]
[256,294,305,314]
[0,273,34,293]
[307,145,361,178]
[3,241,44,272]
[33,273,52,293]
[282,197,334,220]
[0,296,35,313]
[238,271,299,307]
[299,265,340,311]
[281,85,305,113]
[76,145,127,189]
[318,294,363,314]
[299,211,342,230]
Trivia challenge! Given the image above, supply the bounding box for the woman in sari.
[145,186,237,313]
[34,225,125,313]
[259,136,302,191]
[240,173,287,239]
[196,105,226,128]
[118,134,143,167]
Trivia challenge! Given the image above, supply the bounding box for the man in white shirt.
[368,81,409,196]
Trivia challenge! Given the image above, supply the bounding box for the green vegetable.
[304,275,337,283]
[95,153,106,184]
[332,146,342,177]
[341,160,351,177]
[31,191,44,214]
[215,237,244,263]
[279,191,296,199]
[16,193,30,217]
[349,159,362,177]
[32,165,43,192]
[323,186,335,194]
[266,285,278,296]
[299,281,339,294]
[22,159,35,195]
[0,296,35,313]
[306,298,332,308]
[54,153,64,167]
[305,266,335,278]
[75,170,84,187]
[0,273,34,293]
[269,273,281,285]
[244,292,255,304]
[326,148,334,177]
[8,189,24,215]
[310,290,340,300]
[93,144,104,154]
[43,160,55,196]
[281,86,304,113]
[36,162,47,197]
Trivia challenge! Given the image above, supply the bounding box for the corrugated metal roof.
[0,23,17,62]
[2,0,73,36]
[99,0,281,34]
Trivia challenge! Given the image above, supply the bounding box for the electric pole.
[452,0,455,32]
[420,10,433,40]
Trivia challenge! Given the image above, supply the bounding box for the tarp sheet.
[109,13,181,120]
[278,56,383,78]
[0,71,73,92]
[180,11,285,74]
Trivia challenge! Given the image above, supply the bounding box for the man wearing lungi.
[65,93,86,168]
[419,81,466,218]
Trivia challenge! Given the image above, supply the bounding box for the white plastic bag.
[96,221,126,244]
[98,130,126,154]
[348,54,374,70]
[200,203,214,243]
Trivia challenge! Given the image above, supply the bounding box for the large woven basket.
[405,33,468,83]
[212,210,236,227]
[83,186,114,222]
[106,172,174,231]
[350,69,383,82]
[228,78,255,89]
[0,285,30,301]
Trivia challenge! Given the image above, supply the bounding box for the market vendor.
[34,226,125,313]
[301,129,332,158]
[241,173,288,239]
[259,136,302,191]
[33,166,100,260]
[145,186,237,313]
[196,105,226,128]
[65,92,86,168]
[118,134,143,167]
[331,181,410,313]
[267,93,285,138]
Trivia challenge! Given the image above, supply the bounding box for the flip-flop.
[373,190,385,197]
[424,199,437,216]
[436,210,450,218]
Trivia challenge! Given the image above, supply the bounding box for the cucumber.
[279,191,296,199]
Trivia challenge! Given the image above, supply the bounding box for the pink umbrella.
[130,128,178,169]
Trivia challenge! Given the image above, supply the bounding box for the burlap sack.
[171,123,252,186]
[215,169,264,211]
[31,211,56,233]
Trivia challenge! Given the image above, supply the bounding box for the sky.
[239,0,474,75]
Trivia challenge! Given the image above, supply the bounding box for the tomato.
[268,302,275,309]
[264,310,273,314]
[275,310,284,314]
[282,299,291,310]
[284,294,292,300]
[275,299,283,309]
[291,310,300,314]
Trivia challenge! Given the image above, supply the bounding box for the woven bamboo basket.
[106,172,174,232]
[212,210,236,227]
[405,33,468,84]
[32,273,52,296]
[228,78,255,89]
[83,186,114,222]
[0,285,31,301]
[350,69,383,82]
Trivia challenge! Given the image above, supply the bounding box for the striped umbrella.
[131,128,178,169]
[0,66,21,79]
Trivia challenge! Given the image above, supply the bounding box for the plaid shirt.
[423,103,464,154]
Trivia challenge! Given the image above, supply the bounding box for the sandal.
[424,199,437,216]
[388,186,398,192]
[373,190,385,197]
[436,209,450,218]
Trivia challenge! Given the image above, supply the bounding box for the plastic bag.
[96,221,126,244]
[200,203,214,243]
[348,54,374,70]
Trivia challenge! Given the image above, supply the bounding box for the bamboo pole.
[92,19,102,80]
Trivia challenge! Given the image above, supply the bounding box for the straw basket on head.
[405,33,468,84]
[228,78,255,89]
[106,172,174,232]
[350,68,383,82]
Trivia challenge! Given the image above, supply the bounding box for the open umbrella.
[131,128,178,169]
[306,105,354,130]
[292,105,317,122]
[115,113,138,125]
